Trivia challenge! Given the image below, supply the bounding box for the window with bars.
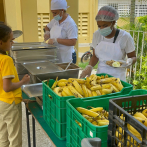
[98,0,147,17]
[78,13,89,37]
[38,13,50,39]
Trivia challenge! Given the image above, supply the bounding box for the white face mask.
[54,11,63,21]
[99,23,113,37]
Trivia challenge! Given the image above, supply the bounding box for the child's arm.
[3,74,30,92]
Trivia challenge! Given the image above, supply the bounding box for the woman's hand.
[48,38,57,45]
[44,31,50,41]
[80,65,93,78]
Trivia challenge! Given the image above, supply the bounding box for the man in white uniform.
[80,6,137,81]
[44,0,78,63]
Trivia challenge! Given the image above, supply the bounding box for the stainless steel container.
[22,61,80,83]
[10,42,58,75]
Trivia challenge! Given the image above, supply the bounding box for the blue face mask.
[54,11,63,21]
[99,25,113,37]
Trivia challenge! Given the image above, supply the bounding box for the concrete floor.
[22,69,97,147]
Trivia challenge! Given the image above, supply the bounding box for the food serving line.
[10,42,147,147]
[10,42,98,147]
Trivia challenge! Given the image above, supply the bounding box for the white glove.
[44,31,50,41]
[48,38,58,45]
[126,58,133,68]
[80,65,93,78]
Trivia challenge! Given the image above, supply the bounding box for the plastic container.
[43,73,133,140]
[66,97,111,147]
[108,89,147,147]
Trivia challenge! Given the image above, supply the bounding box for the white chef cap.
[51,0,69,11]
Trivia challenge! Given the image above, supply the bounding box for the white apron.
[95,40,126,81]
[50,25,72,63]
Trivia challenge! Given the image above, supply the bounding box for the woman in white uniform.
[80,6,137,81]
[44,0,78,63]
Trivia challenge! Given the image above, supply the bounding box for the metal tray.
[22,61,64,75]
[11,42,57,50]
[21,83,42,98]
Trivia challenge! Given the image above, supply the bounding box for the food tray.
[21,83,42,98]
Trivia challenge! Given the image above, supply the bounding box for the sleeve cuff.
[3,75,15,79]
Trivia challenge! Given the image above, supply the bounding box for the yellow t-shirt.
[0,54,22,104]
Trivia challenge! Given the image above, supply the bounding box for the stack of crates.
[42,73,133,140]
[66,90,147,147]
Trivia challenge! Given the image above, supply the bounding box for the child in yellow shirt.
[0,24,30,147]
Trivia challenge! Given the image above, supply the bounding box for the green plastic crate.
[43,110,66,140]
[66,129,108,147]
[43,73,133,140]
[66,90,147,147]
[66,97,111,147]
[43,74,132,122]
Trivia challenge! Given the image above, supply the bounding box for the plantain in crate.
[51,74,124,98]
[115,109,147,146]
[76,107,109,126]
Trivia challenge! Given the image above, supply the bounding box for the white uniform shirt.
[92,29,135,60]
[47,15,78,53]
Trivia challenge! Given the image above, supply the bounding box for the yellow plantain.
[92,91,97,96]
[127,124,142,138]
[53,87,62,96]
[102,86,113,94]
[133,116,147,127]
[62,86,74,96]
[90,107,103,112]
[77,107,99,117]
[85,77,92,89]
[99,89,105,95]
[57,82,67,87]
[72,80,84,96]
[134,112,146,119]
[51,77,58,89]
[61,90,68,97]
[142,109,147,118]
[101,75,105,79]
[111,78,123,91]
[97,119,109,123]
[68,85,83,98]
[100,78,115,84]
[87,88,93,97]
[97,76,101,80]
[98,121,109,126]
[96,90,101,96]
[101,84,112,89]
[76,79,86,84]
[81,84,89,97]
[90,85,102,91]
[91,74,97,85]
[92,120,99,125]
[110,84,119,92]
[96,80,101,84]
[57,79,68,83]
[68,78,76,83]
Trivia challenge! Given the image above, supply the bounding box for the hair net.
[51,0,69,10]
[95,6,119,22]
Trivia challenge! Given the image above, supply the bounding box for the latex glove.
[80,65,93,78]
[48,38,58,45]
[44,31,50,41]
[126,58,133,68]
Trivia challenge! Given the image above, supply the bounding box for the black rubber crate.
[108,94,147,147]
